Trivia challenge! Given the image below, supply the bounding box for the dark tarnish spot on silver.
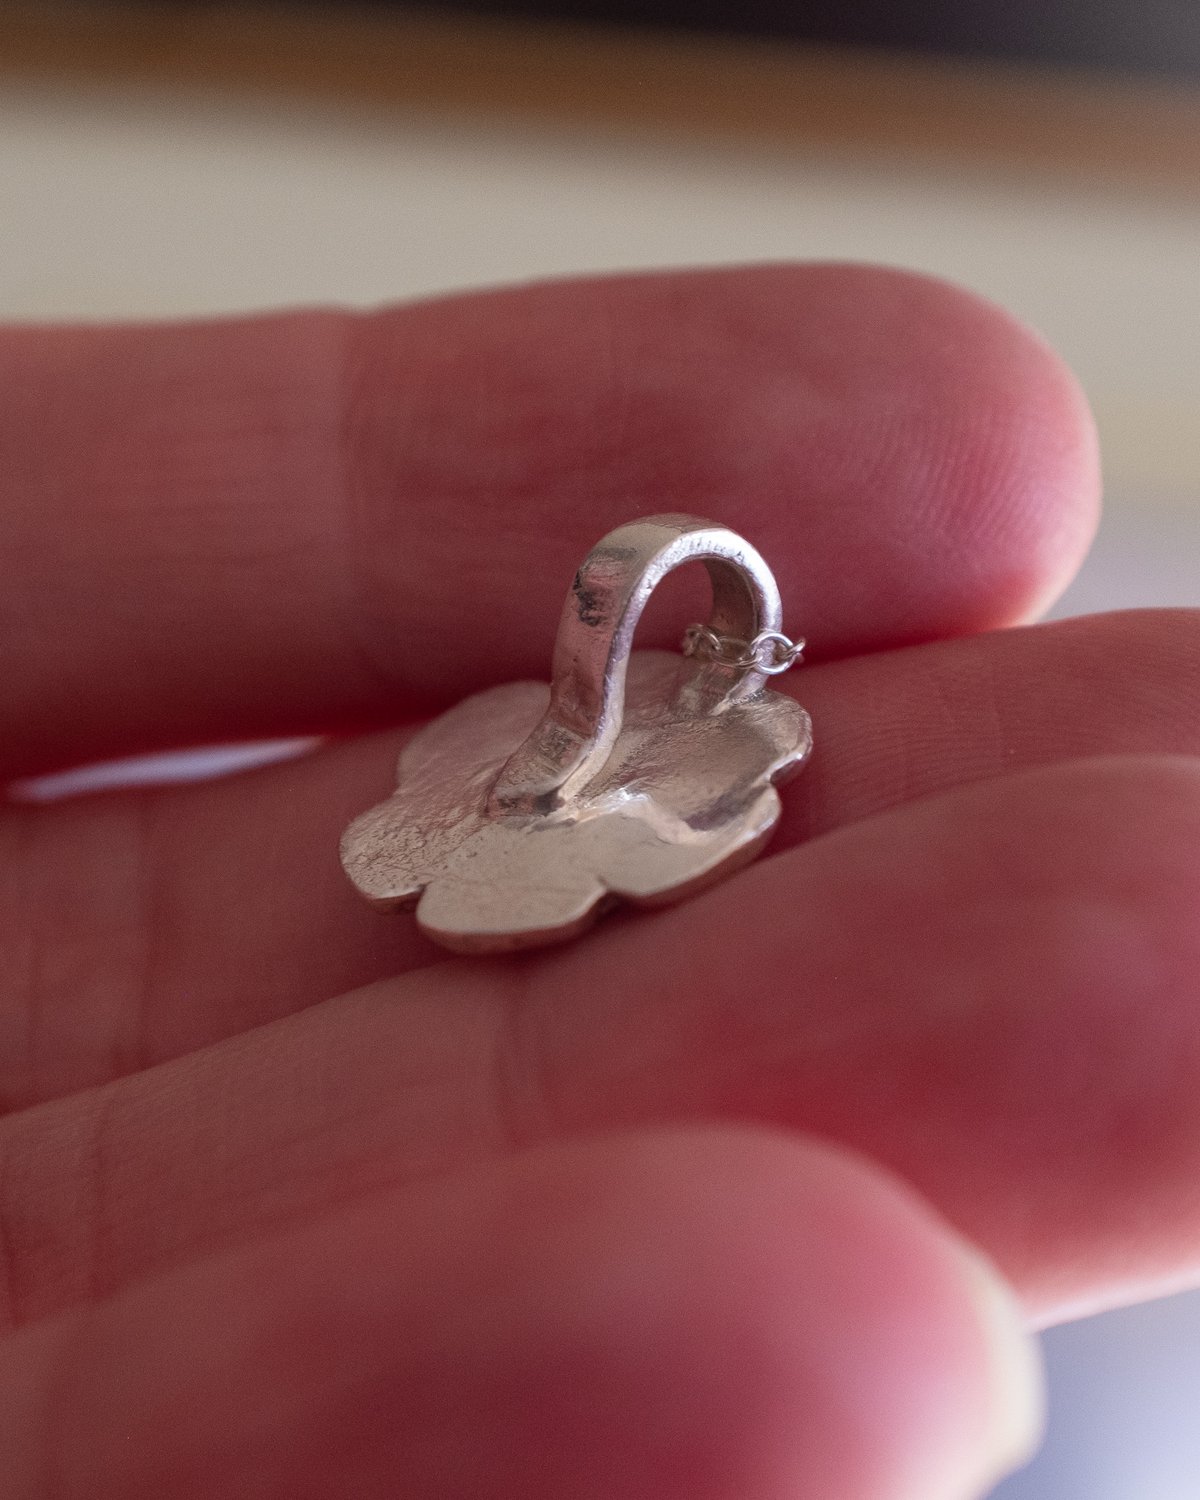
[572,570,606,628]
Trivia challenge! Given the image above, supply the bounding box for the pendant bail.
[491,513,785,812]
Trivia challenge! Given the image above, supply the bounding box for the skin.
[0,263,1197,1497]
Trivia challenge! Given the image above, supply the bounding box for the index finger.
[0,263,1097,779]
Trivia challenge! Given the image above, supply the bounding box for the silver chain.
[681,623,805,676]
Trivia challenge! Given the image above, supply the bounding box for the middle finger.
[3,754,1199,1332]
[2,605,1197,1110]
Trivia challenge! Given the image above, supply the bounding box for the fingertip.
[614,1127,1044,1500]
[4,1125,1043,1500]
[747,263,1101,647]
[913,269,1101,628]
[552,1125,1046,1500]
[953,1246,1047,1487]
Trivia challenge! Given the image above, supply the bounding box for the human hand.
[0,265,1197,1498]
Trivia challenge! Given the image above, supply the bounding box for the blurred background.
[2,3,1198,1494]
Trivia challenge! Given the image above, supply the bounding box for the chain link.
[681,623,805,675]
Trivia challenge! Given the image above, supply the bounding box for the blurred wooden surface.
[2,2,1199,508]
[3,2,1200,189]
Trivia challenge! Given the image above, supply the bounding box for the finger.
[787,603,1200,840]
[4,758,1199,1330]
[0,263,1097,779]
[5,608,1198,1109]
[0,1127,1040,1500]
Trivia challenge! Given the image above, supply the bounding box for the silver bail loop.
[490,514,785,812]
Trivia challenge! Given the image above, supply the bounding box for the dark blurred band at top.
[412,0,1200,78]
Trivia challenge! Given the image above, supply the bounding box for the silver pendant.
[340,514,812,953]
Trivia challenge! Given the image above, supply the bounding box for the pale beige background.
[2,71,1200,516]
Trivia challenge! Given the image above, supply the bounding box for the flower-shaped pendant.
[340,514,812,953]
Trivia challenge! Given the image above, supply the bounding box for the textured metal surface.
[341,515,811,952]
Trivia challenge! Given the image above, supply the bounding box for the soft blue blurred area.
[995,1293,1200,1498]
